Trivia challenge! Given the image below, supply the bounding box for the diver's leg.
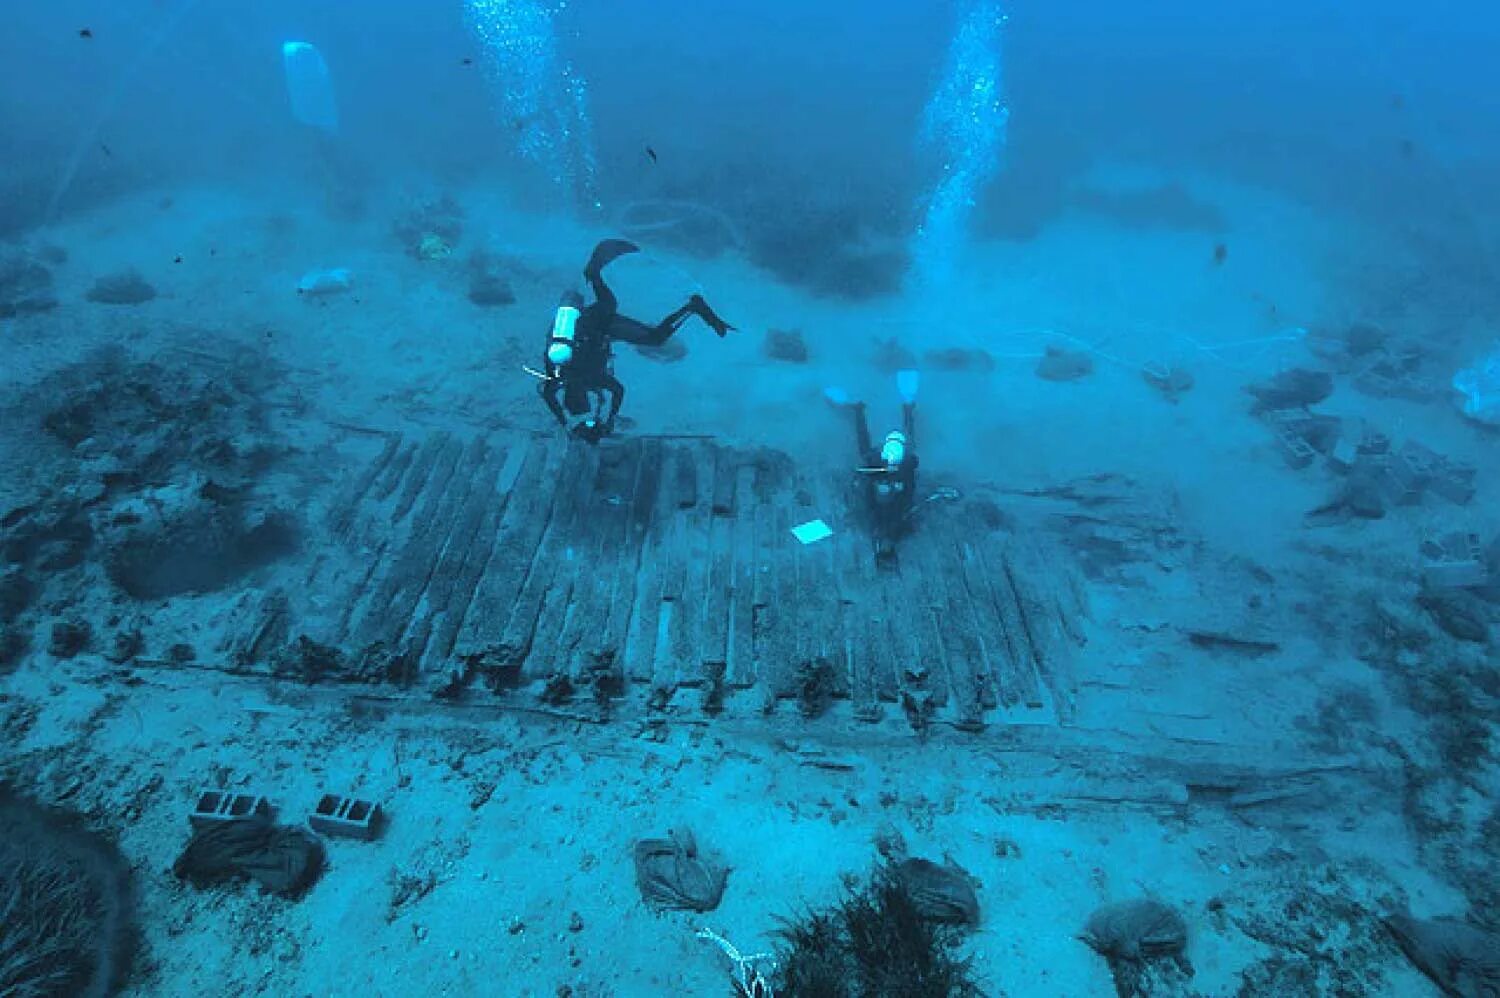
[583,239,639,311]
[686,294,735,337]
[852,402,873,460]
[605,305,696,346]
[606,313,674,346]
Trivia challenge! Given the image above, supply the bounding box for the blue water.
[3,2,1500,996]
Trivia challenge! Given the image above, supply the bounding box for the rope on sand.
[615,199,746,251]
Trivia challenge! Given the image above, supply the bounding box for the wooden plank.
[517,444,601,679]
[1008,541,1078,722]
[727,464,758,689]
[920,524,987,728]
[895,540,951,708]
[493,441,591,669]
[391,432,448,524]
[646,443,692,691]
[454,441,563,659]
[867,588,900,704]
[663,444,714,687]
[877,573,920,702]
[586,438,656,680]
[672,446,699,509]
[351,434,463,646]
[427,442,518,666]
[982,534,1043,709]
[561,440,641,679]
[746,492,774,691]
[622,440,668,684]
[832,496,876,717]
[797,472,845,695]
[700,454,735,675]
[952,532,1009,709]
[373,435,483,652]
[711,452,738,517]
[760,503,801,700]
[327,432,401,540]
[372,439,416,503]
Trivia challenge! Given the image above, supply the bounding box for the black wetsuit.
[538,239,732,442]
[539,311,621,443]
[852,401,919,557]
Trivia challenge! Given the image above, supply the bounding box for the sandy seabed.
[2,167,1496,996]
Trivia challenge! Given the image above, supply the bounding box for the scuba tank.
[880,430,907,466]
[547,295,582,366]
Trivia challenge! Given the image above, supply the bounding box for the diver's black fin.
[584,238,640,279]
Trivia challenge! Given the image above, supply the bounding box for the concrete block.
[1421,532,1488,590]
[309,794,382,841]
[190,790,269,829]
[1270,415,1316,469]
[1430,462,1477,506]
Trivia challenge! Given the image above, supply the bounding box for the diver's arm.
[902,402,917,448]
[600,374,626,427]
[539,379,567,426]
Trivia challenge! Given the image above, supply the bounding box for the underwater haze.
[3,1,1500,995]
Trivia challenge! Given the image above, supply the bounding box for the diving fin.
[584,238,641,279]
[897,369,920,403]
[823,386,851,407]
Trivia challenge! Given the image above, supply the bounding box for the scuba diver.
[537,238,735,443]
[826,371,921,562]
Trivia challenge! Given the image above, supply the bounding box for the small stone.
[0,250,57,318]
[467,272,515,307]
[0,624,29,672]
[168,642,196,664]
[635,337,688,364]
[49,619,92,658]
[1036,345,1094,382]
[507,916,525,935]
[86,268,157,306]
[567,911,584,933]
[105,628,144,664]
[763,328,809,363]
[412,924,428,942]
[924,347,995,372]
[0,569,35,623]
[449,949,459,960]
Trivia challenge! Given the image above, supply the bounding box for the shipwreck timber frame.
[222,430,1090,729]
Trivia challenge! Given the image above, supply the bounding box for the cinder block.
[309,794,382,841]
[1421,532,1489,589]
[1430,463,1477,505]
[1329,420,1363,469]
[1357,427,1390,456]
[1270,417,1316,469]
[190,790,270,829]
[1379,462,1423,506]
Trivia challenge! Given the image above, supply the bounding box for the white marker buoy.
[282,41,339,134]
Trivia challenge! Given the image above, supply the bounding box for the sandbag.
[1082,898,1193,998]
[633,827,726,913]
[891,857,981,926]
[1082,898,1188,961]
[173,815,324,899]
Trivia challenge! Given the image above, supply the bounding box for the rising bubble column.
[912,1,1009,293]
